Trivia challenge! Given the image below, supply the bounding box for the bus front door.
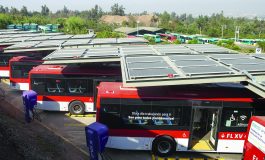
[189,108,220,151]
[209,110,219,147]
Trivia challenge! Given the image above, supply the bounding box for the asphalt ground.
[0,79,242,160]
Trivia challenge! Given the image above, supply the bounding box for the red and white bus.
[9,56,43,90]
[0,52,49,78]
[96,82,265,156]
[0,45,11,52]
[159,34,177,42]
[29,64,121,114]
[243,116,265,160]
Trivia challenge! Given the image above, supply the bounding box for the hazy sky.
[1,0,265,17]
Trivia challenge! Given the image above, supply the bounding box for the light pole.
[137,20,140,36]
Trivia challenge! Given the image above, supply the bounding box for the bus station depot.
[1,29,265,159]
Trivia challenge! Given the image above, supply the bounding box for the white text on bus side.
[253,155,258,160]
[225,133,244,139]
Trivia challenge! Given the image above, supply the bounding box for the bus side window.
[100,102,121,128]
[46,79,65,93]
[152,106,179,126]
[222,108,252,128]
[31,78,46,94]
[120,99,151,126]
[67,79,88,94]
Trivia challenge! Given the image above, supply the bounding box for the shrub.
[64,16,87,34]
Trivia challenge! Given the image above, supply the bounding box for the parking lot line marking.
[193,158,205,160]
[65,113,95,117]
[179,158,190,160]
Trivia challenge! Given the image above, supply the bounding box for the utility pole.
[221,25,226,38]
[137,20,140,36]
[235,26,240,42]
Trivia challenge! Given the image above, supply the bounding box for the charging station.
[22,90,37,123]
[85,122,109,160]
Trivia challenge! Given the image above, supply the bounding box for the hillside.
[100,14,158,27]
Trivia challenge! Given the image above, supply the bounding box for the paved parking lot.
[1,80,242,160]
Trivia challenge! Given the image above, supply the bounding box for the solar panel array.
[90,38,118,45]
[5,41,41,49]
[0,33,94,45]
[43,47,120,61]
[41,45,239,63]
[185,44,237,54]
[122,52,265,89]
[121,46,157,56]
[169,55,234,76]
[4,38,148,52]
[118,38,148,44]
[153,45,194,55]
[0,32,63,39]
[72,34,95,39]
[126,56,177,79]
[62,39,91,46]
[0,30,38,35]
[209,54,265,73]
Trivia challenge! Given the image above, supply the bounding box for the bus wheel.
[152,135,176,157]
[69,101,85,115]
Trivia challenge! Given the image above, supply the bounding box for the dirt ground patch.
[0,97,88,160]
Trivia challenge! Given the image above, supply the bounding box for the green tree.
[64,16,87,34]
[110,3,125,16]
[20,6,28,16]
[10,7,19,15]
[41,5,49,16]
[0,14,12,28]
[0,5,6,13]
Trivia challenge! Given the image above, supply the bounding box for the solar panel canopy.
[42,47,121,64]
[39,44,265,98]
[3,37,147,52]
[121,52,265,99]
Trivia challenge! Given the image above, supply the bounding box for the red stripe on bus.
[10,78,29,83]
[0,66,9,70]
[218,132,247,140]
[37,95,94,102]
[109,129,190,138]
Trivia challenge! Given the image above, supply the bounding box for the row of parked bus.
[0,48,264,157]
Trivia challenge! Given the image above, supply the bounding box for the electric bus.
[96,82,265,156]
[0,51,50,78]
[143,34,161,43]
[9,56,43,90]
[158,34,177,42]
[243,116,265,160]
[29,64,121,115]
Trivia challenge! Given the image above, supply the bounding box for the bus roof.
[159,34,175,38]
[29,64,121,76]
[98,82,258,102]
[9,56,44,62]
